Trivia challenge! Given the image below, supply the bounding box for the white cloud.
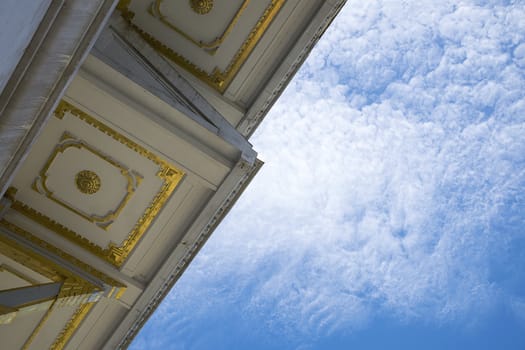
[133,1,525,347]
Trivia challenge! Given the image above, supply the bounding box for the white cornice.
[237,0,347,138]
[106,159,263,349]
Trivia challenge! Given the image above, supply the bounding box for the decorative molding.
[117,0,286,92]
[117,159,263,348]
[0,0,117,200]
[50,302,94,350]
[15,100,185,267]
[75,170,101,195]
[0,219,126,349]
[9,197,120,269]
[149,0,248,52]
[21,299,57,350]
[239,0,347,137]
[0,228,63,283]
[0,219,125,292]
[0,224,99,350]
[32,132,142,230]
[189,0,214,15]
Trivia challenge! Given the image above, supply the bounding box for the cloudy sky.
[131,1,525,349]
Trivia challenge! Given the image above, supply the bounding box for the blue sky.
[131,1,525,349]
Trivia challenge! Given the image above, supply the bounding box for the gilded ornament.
[16,100,185,267]
[190,0,213,14]
[149,0,249,52]
[50,303,94,350]
[75,170,101,194]
[33,132,142,230]
[0,215,126,349]
[0,222,106,350]
[118,0,285,92]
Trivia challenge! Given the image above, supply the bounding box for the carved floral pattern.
[75,170,101,194]
[190,0,213,15]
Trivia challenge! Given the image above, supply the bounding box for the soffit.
[1,65,245,348]
[8,100,185,268]
[8,47,247,269]
[0,299,59,350]
[0,219,123,350]
[116,0,286,93]
[0,301,92,350]
[53,65,236,275]
[8,91,232,271]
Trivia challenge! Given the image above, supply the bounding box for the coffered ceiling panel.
[117,0,285,91]
[0,218,126,349]
[9,100,185,268]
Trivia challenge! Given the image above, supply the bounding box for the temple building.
[0,1,345,348]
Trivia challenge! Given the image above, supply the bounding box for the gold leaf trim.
[0,220,125,350]
[32,132,143,230]
[50,302,94,350]
[118,0,286,92]
[14,100,185,267]
[189,0,213,15]
[75,170,101,195]
[0,219,125,290]
[21,299,57,350]
[149,0,249,52]
[0,227,64,283]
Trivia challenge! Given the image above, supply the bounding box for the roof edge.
[237,0,347,138]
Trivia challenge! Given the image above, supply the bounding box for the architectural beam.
[106,17,258,164]
[91,27,220,136]
[0,225,106,292]
[0,283,61,309]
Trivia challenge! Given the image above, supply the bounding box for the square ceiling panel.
[9,100,184,267]
[117,0,285,91]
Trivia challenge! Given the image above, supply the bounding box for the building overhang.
[0,1,346,348]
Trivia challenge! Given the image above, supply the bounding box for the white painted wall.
[0,0,51,94]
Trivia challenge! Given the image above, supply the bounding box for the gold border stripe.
[50,303,94,350]
[32,132,142,230]
[149,0,250,51]
[21,299,57,350]
[118,0,286,92]
[0,219,125,290]
[13,100,184,267]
